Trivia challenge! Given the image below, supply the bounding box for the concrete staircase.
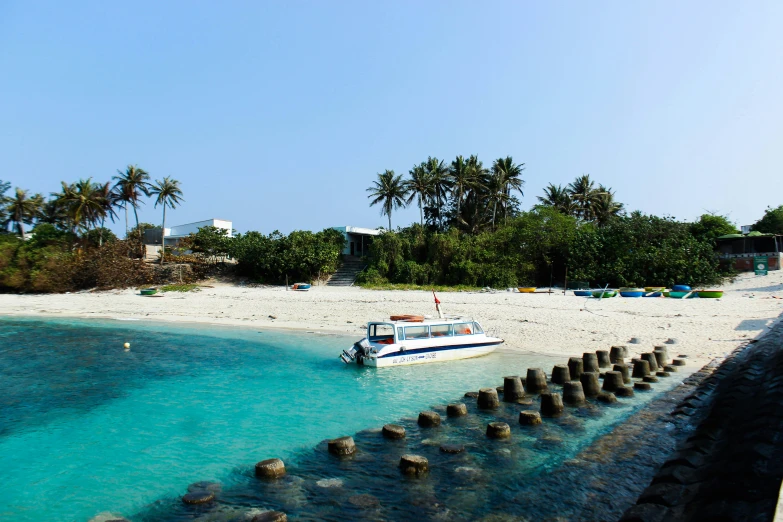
[327,256,366,287]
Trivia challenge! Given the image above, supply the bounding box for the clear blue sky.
[1,1,781,234]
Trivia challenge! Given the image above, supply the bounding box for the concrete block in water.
[657,371,670,378]
[446,403,468,417]
[399,454,428,476]
[568,357,584,380]
[477,388,500,409]
[563,381,586,405]
[540,392,564,416]
[664,365,677,372]
[672,359,687,366]
[641,353,659,372]
[634,382,652,391]
[602,371,624,392]
[615,386,635,397]
[632,360,651,378]
[503,376,525,402]
[597,392,617,404]
[486,422,512,438]
[382,424,405,439]
[551,365,570,385]
[251,512,288,522]
[182,491,215,504]
[583,352,599,373]
[596,350,611,368]
[580,372,601,397]
[328,436,356,456]
[519,410,542,425]
[255,458,286,478]
[525,368,548,394]
[418,411,441,427]
[614,363,631,384]
[610,345,626,364]
[653,348,668,366]
[643,375,659,383]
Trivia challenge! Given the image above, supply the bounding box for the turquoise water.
[0,316,573,521]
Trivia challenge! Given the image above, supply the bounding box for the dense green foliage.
[358,209,730,288]
[689,214,739,243]
[228,228,345,283]
[752,205,783,234]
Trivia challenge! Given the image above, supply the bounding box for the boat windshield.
[473,322,484,334]
[368,323,395,344]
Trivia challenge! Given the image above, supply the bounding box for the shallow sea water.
[0,316,687,521]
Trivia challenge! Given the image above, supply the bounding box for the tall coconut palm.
[593,185,624,226]
[367,170,408,231]
[112,165,151,237]
[450,155,484,219]
[486,170,510,229]
[149,177,184,264]
[567,174,598,221]
[404,163,434,226]
[423,157,452,229]
[5,188,42,239]
[0,180,10,227]
[537,183,576,215]
[64,178,107,235]
[492,156,525,224]
[96,181,120,246]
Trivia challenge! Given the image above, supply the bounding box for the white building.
[332,226,382,257]
[144,218,232,259]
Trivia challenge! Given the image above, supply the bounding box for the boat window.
[430,324,453,337]
[472,322,484,334]
[454,322,473,335]
[404,325,430,340]
[369,324,395,344]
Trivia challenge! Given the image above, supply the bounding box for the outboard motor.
[341,338,370,364]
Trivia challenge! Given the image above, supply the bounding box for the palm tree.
[66,179,106,235]
[593,185,624,226]
[450,155,485,219]
[486,170,510,229]
[149,177,184,264]
[404,163,434,226]
[112,165,151,237]
[367,170,408,231]
[96,181,120,246]
[424,157,452,229]
[567,174,598,221]
[492,156,525,224]
[5,188,42,239]
[0,180,10,228]
[537,183,576,215]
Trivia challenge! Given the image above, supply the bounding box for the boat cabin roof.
[369,317,477,325]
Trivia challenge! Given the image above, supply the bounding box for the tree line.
[366,155,625,233]
[0,166,183,263]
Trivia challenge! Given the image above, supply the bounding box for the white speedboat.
[340,315,503,368]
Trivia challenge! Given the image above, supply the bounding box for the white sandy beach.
[2,272,782,367]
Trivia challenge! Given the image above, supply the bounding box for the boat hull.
[364,341,502,368]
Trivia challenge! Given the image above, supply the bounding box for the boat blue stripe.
[377,341,503,358]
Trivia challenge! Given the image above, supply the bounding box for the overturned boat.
[340,316,503,368]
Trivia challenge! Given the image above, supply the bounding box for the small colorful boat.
[668,291,697,299]
[292,283,311,291]
[644,286,665,292]
[643,292,662,297]
[672,285,691,292]
[518,287,537,293]
[573,290,593,297]
[592,290,617,298]
[697,290,724,298]
[619,287,645,297]
[140,288,157,296]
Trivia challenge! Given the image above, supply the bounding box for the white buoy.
[124,342,130,350]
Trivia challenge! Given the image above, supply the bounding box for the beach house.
[716,231,783,271]
[144,218,233,259]
[332,226,381,258]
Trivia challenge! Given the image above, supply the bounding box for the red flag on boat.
[433,291,440,304]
